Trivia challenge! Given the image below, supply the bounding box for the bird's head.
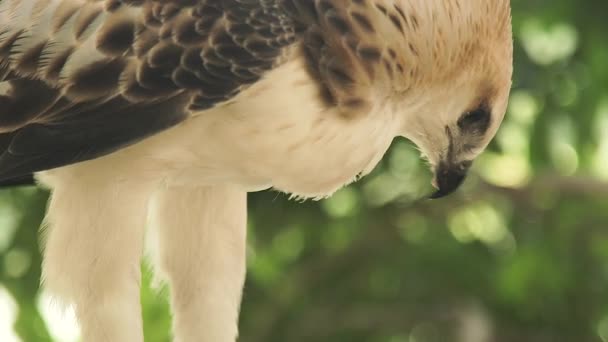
[400,77,511,199]
[291,0,513,198]
[387,0,514,199]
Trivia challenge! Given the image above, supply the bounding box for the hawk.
[0,0,513,341]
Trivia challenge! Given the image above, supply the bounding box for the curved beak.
[429,161,471,199]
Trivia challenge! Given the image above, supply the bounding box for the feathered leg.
[149,185,247,342]
[41,175,153,342]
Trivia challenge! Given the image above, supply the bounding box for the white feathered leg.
[150,185,247,342]
[41,176,153,342]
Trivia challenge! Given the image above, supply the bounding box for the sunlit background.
[2,0,608,341]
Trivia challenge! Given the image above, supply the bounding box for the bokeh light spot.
[4,248,31,279]
[520,20,578,65]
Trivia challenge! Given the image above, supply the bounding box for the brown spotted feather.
[0,0,301,179]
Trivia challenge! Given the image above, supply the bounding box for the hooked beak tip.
[428,162,471,200]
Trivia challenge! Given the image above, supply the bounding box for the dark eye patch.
[457,107,491,134]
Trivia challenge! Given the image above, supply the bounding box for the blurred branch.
[480,174,608,198]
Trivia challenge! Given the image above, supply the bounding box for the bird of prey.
[0,0,513,340]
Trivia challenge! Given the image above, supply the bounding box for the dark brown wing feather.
[0,0,298,181]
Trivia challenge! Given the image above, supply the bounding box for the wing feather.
[0,0,299,180]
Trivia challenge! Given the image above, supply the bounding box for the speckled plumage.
[0,1,513,341]
[0,0,301,177]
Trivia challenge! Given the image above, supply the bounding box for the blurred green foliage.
[2,0,608,341]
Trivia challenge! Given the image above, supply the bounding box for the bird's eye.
[457,108,491,133]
